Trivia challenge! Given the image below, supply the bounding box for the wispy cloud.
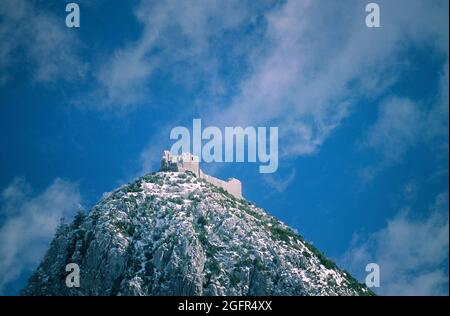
[0,0,87,85]
[0,178,82,294]
[342,193,449,295]
[364,97,422,162]
[425,63,449,155]
[94,0,265,110]
[358,97,423,182]
[359,62,449,182]
[262,168,297,193]
[132,0,448,177]
[139,139,166,176]
[211,0,448,159]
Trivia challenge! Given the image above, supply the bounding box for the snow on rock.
[22,171,372,296]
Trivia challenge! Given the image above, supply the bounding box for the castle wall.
[224,178,242,199]
[161,151,242,199]
[180,161,200,176]
[201,173,242,199]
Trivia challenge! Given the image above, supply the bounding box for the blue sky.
[0,0,448,295]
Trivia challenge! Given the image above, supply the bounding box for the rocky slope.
[22,171,372,296]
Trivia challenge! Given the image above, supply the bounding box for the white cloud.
[133,0,448,179]
[364,97,422,162]
[139,140,166,176]
[0,178,82,294]
[0,0,87,85]
[342,193,449,295]
[95,0,264,109]
[262,168,297,193]
[425,63,449,155]
[360,62,449,182]
[210,0,448,159]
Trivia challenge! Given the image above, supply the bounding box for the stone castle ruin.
[160,150,242,199]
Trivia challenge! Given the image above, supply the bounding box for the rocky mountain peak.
[22,171,372,296]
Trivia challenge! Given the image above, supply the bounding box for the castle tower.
[160,150,242,199]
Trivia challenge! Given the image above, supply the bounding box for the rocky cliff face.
[22,171,372,296]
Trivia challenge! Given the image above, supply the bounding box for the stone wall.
[161,151,242,199]
[180,161,200,177]
[200,171,242,199]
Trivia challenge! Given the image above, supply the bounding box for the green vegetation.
[71,210,85,229]
[197,215,208,226]
[235,257,253,268]
[171,197,184,205]
[241,204,264,221]
[268,220,339,271]
[141,173,163,185]
[208,259,221,275]
[188,192,202,203]
[125,181,141,193]
[343,271,376,296]
[302,250,311,258]
[115,220,135,237]
[302,240,337,270]
[230,272,240,286]
[253,257,267,271]
[80,231,94,257]
[211,185,236,201]
[145,195,156,204]
[270,224,298,244]
[125,195,137,205]
[193,214,224,279]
